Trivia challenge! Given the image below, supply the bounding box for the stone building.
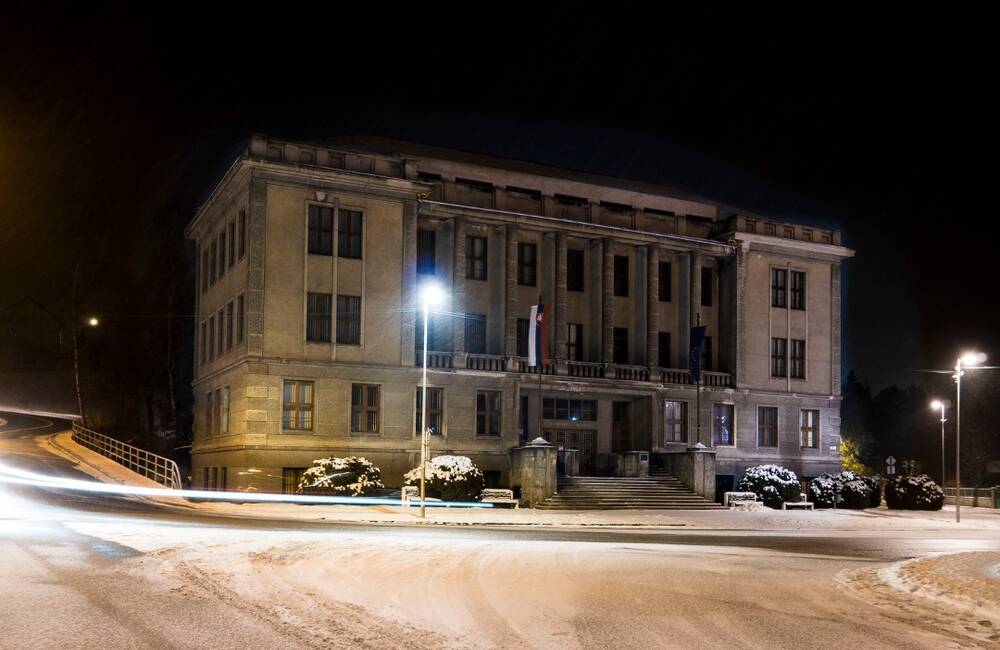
[185,134,854,499]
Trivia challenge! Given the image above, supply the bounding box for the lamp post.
[418,281,446,519]
[929,399,947,492]
[953,351,986,523]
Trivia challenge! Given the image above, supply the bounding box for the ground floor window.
[664,400,687,443]
[757,406,778,447]
[415,387,443,435]
[712,403,734,446]
[351,384,380,433]
[282,467,305,494]
[476,390,502,436]
[282,380,314,430]
[801,409,820,448]
[542,398,597,421]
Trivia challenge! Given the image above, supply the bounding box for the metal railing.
[944,487,999,508]
[71,422,183,489]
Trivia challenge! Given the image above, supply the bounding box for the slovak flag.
[528,303,549,367]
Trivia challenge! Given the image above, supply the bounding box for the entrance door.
[544,429,595,475]
[612,401,631,452]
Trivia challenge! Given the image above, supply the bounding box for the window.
[238,209,246,259]
[658,261,671,301]
[758,406,778,447]
[613,327,629,364]
[790,339,806,379]
[336,295,361,344]
[236,294,245,344]
[801,409,820,448]
[205,391,213,436]
[790,270,806,310]
[712,403,734,446]
[476,390,502,436]
[567,323,582,361]
[700,267,713,306]
[308,205,334,255]
[415,315,443,352]
[220,385,230,434]
[664,400,687,443]
[518,242,536,286]
[282,468,305,494]
[465,314,486,354]
[200,321,207,365]
[208,316,216,360]
[417,229,436,275]
[282,380,314,430]
[702,336,713,372]
[201,250,209,293]
[306,293,332,342]
[613,255,629,296]
[225,300,234,351]
[771,337,787,377]
[520,394,529,442]
[351,384,380,433]
[216,308,224,355]
[771,268,787,308]
[516,318,529,358]
[658,331,671,368]
[466,236,487,280]
[210,241,218,284]
[542,398,597,421]
[338,209,363,258]
[218,231,225,277]
[227,221,236,268]
[415,387,443,435]
[567,249,584,292]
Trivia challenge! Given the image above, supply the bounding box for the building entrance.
[544,429,595,475]
[612,401,632,452]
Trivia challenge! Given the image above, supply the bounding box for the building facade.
[185,134,854,497]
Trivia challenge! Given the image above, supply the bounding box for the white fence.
[71,422,183,489]
[943,487,998,508]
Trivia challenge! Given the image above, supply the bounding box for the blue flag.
[690,326,707,382]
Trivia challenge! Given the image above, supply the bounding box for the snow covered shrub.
[863,475,883,507]
[809,471,876,509]
[404,455,485,501]
[297,456,384,496]
[884,474,944,510]
[737,464,801,508]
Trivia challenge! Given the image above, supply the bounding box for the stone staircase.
[535,469,725,510]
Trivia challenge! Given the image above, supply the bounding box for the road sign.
[886,456,896,466]
[886,456,896,476]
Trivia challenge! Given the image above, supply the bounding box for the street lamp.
[953,351,986,523]
[87,316,99,327]
[418,281,447,518]
[929,399,947,491]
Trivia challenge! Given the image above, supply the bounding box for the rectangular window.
[658,261,671,301]
[227,221,236,268]
[518,242,536,286]
[712,403,734,446]
[476,390,502,436]
[758,406,778,447]
[218,232,225,277]
[210,241,218,284]
[217,308,224,355]
[238,209,246,259]
[801,409,820,448]
[520,394,529,442]
[282,468,305,494]
[208,316,216,360]
[541,398,597,421]
[664,400,687,443]
[613,327,629,364]
[790,339,806,379]
[658,331,671,368]
[338,209,363,258]
[417,229,436,275]
[205,391,213,436]
[282,380,314,431]
[567,249,584,292]
[613,255,629,297]
[516,318,529,358]
[336,295,361,344]
[200,321,207,365]
[348,384,379,433]
[700,267,713,306]
[415,387,443,435]
[771,268,787,308]
[770,337,787,377]
[236,294,245,344]
[415,315,443,352]
[466,236,487,280]
[306,292,333,342]
[790,270,806,310]
[220,385,230,434]
[308,205,334,255]
[567,323,582,361]
[465,313,486,354]
[201,250,209,293]
[225,300,234,351]
[703,336,713,372]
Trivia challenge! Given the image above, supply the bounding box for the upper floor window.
[282,380,314,430]
[476,390,502,436]
[770,337,787,377]
[210,241,218,284]
[201,250,209,293]
[613,327,629,364]
[306,292,332,343]
[567,323,582,361]
[658,261,671,301]
[702,336,713,372]
[225,300,234,351]
[758,406,778,447]
[790,270,806,310]
[218,231,226,278]
[790,338,806,379]
[801,409,820,448]
[542,398,597,421]
[351,384,380,433]
[417,229,436,275]
[465,313,486,354]
[199,321,207,365]
[208,316,216,360]
[658,331,671,368]
[771,268,787,308]
[227,221,236,268]
[337,295,361,344]
[518,242,536,286]
[238,209,247,259]
[613,255,629,297]
[338,209,363,258]
[516,318,529,358]
[415,387,443,435]
[712,403,734,446]
[308,205,334,255]
[220,385,230,434]
[466,236,487,280]
[216,308,224,354]
[700,267,713,306]
[567,249,584,292]
[664,400,687,443]
[236,294,245,344]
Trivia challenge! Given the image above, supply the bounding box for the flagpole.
[537,294,543,442]
[695,313,701,446]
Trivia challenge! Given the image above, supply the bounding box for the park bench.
[400,485,418,505]
[724,491,759,510]
[782,493,814,510]
[479,488,519,508]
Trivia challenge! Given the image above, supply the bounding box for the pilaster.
[646,246,660,367]
[601,238,614,363]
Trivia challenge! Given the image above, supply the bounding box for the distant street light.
[929,399,948,491]
[953,351,987,523]
[418,281,447,519]
[87,316,99,327]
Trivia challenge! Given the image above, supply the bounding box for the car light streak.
[0,460,492,508]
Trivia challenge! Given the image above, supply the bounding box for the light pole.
[953,351,986,524]
[929,399,947,492]
[418,281,446,519]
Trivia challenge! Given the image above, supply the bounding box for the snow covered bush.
[809,471,875,509]
[737,464,801,508]
[884,474,944,510]
[404,455,485,501]
[297,456,384,496]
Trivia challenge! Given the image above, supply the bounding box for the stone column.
[400,201,418,366]
[587,239,603,362]
[602,239,614,363]
[635,246,648,366]
[452,217,467,366]
[678,252,691,369]
[554,232,568,370]
[690,250,702,329]
[505,226,518,357]
[733,242,747,388]
[646,246,660,368]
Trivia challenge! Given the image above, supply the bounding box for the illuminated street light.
[418,280,447,519]
[87,316,99,327]
[953,351,986,523]
[929,399,947,492]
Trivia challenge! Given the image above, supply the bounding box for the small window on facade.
[238,209,246,259]
[225,300,234,351]
[201,250,209,293]
[220,385,230,434]
[216,308,224,355]
[306,292,332,343]
[613,327,629,364]
[758,406,778,447]
[516,318,529,358]
[567,323,582,361]
[200,321,207,365]
[702,336,713,372]
[790,339,806,379]
[613,255,629,297]
[464,314,486,354]
[415,387,443,435]
[228,221,236,268]
[282,380,314,430]
[466,236,487,280]
[351,384,380,433]
[208,316,216,360]
[236,294,245,344]
[801,409,820,448]
[218,231,226,278]
[205,391,213,436]
[338,209,363,258]
[518,242,536,286]
[417,229,436,275]
[282,468,305,494]
[308,205,334,255]
[541,398,597,421]
[658,261,671,301]
[712,403,734,446]
[566,249,584,292]
[210,241,218,284]
[664,400,687,443]
[771,268,787,308]
[415,315,443,352]
[658,331,671,368]
[771,337,787,377]
[476,390,502,436]
[764,222,777,236]
[700,267,713,306]
[336,295,361,344]
[790,270,806,310]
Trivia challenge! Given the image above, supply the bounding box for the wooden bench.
[480,488,519,508]
[782,501,814,510]
[724,491,759,510]
[400,485,418,505]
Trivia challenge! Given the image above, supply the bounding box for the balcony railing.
[567,360,605,379]
[466,353,507,372]
[609,364,650,382]
[510,357,557,375]
[415,351,454,369]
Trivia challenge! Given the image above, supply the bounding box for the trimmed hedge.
[884,474,944,510]
[298,456,384,496]
[404,455,485,502]
[809,471,878,509]
[737,464,801,508]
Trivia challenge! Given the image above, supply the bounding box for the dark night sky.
[2,7,997,395]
